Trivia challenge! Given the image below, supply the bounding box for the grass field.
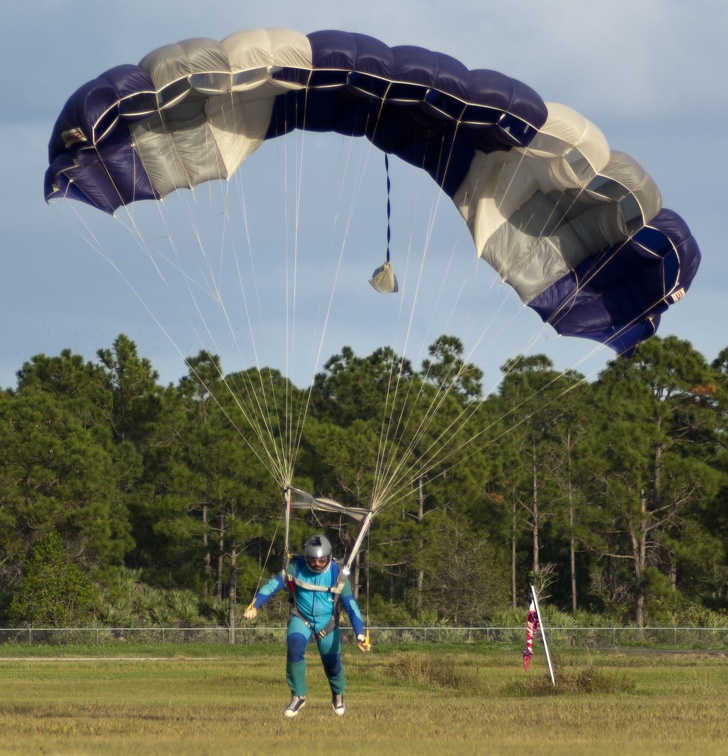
[1,642,727,754]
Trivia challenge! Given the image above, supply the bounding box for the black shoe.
[284,694,306,718]
[332,692,345,716]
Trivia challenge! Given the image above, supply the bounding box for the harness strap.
[289,574,343,594]
[289,603,339,641]
[287,561,346,642]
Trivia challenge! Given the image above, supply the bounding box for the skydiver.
[243,534,370,718]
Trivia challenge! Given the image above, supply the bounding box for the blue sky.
[2,1,726,392]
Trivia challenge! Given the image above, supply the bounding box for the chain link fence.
[1,626,727,648]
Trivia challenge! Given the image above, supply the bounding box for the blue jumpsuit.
[252,557,364,696]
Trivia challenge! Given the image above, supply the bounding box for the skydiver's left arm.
[340,580,367,648]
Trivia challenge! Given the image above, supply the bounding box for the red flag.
[523,599,539,672]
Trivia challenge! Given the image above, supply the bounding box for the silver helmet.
[304,535,332,572]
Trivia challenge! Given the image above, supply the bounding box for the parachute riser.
[328,510,374,647]
[280,486,373,592]
[341,510,375,577]
[282,488,293,575]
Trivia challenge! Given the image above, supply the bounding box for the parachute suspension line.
[430,372,591,483]
[366,121,590,512]
[374,145,452,469]
[285,87,331,480]
[376,252,486,500]
[221,90,381,491]
[352,99,421,500]
[211,95,299,488]
[218,175,293,485]
[371,160,446,501]
[276,93,377,488]
[165,166,295,485]
[61,190,289,484]
[195,89,299,487]
[390,262,613,499]
[382,280,632,506]
[369,171,439,503]
[397,268,602,500]
[283,112,333,484]
[71,147,599,508]
[360,97,424,497]
[373,373,592,516]
[290,131,374,444]
[279,104,295,487]
[250,507,283,604]
[100,123,578,515]
[229,135,313,486]
[365,152,618,507]
[84,90,641,535]
[121,114,296,485]
[381,126,491,498]
[191,203,293,483]
[369,122,484,509]
[273,87,365,487]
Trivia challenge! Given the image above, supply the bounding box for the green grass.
[0,643,726,754]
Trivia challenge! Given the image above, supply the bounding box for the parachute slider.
[369,261,398,294]
[285,486,370,522]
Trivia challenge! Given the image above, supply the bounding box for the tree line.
[1,332,726,629]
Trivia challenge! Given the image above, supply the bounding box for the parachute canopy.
[45,27,700,356]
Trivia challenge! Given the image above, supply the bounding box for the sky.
[2,0,726,394]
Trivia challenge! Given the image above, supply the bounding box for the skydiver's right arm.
[243,571,287,620]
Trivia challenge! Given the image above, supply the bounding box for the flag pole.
[531,584,556,686]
